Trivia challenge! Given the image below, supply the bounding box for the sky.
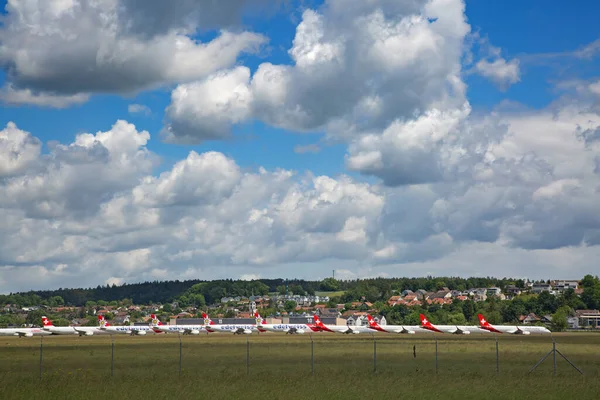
[1,0,600,293]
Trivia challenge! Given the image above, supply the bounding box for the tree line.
[1,276,528,307]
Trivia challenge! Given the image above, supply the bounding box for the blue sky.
[1,0,598,176]
[1,0,600,291]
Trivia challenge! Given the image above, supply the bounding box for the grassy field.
[315,290,346,297]
[0,332,599,399]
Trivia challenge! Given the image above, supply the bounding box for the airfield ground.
[0,332,599,399]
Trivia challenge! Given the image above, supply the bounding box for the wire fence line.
[4,333,588,380]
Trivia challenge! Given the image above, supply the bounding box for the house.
[401,289,414,296]
[387,296,402,306]
[505,285,521,296]
[553,280,579,291]
[567,316,579,329]
[575,310,600,328]
[520,313,540,324]
[531,283,552,294]
[486,287,502,297]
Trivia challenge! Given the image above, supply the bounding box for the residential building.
[531,283,552,294]
[553,280,579,291]
[575,310,600,328]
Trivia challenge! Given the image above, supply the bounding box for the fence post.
[111,335,115,377]
[552,340,556,376]
[178,333,183,376]
[435,336,438,374]
[372,333,377,373]
[39,335,43,380]
[309,333,314,376]
[495,334,499,375]
[246,335,250,376]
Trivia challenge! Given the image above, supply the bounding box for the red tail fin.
[420,314,441,333]
[41,316,53,327]
[477,314,489,326]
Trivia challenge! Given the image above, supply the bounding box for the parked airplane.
[201,313,266,334]
[0,326,52,337]
[312,315,375,334]
[419,314,487,335]
[477,314,551,334]
[97,315,161,335]
[365,314,425,334]
[256,312,320,334]
[41,316,109,336]
[149,314,207,335]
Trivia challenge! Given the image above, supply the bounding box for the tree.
[551,306,570,332]
[320,278,340,291]
[284,300,297,313]
[276,285,287,295]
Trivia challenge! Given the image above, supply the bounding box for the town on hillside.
[2,276,600,332]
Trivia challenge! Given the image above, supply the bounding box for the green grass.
[1,333,599,399]
[315,290,346,297]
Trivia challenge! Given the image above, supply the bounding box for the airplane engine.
[243,329,252,334]
[136,330,147,336]
[461,330,471,335]
[514,330,530,335]
[401,327,416,334]
[25,332,33,337]
[295,329,305,334]
[190,330,200,335]
[80,331,94,336]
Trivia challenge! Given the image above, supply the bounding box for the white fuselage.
[319,324,378,334]
[42,326,110,336]
[424,325,489,335]
[100,325,157,335]
[206,324,260,334]
[483,325,550,335]
[0,327,53,337]
[258,323,318,334]
[155,325,207,335]
[368,324,426,334]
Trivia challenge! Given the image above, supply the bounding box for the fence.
[1,332,592,380]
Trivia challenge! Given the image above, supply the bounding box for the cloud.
[0,0,267,105]
[475,57,520,88]
[3,1,600,292]
[164,0,470,142]
[0,85,90,109]
[128,104,152,116]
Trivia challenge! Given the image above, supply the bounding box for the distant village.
[3,278,600,331]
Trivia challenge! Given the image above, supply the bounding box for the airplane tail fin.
[41,316,53,327]
[202,313,214,325]
[150,314,164,326]
[313,314,324,326]
[97,315,110,328]
[420,314,431,327]
[254,311,263,326]
[366,314,379,328]
[477,313,489,327]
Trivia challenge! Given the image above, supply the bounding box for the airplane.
[41,316,110,336]
[0,326,53,337]
[201,313,266,334]
[312,314,375,334]
[477,314,551,335]
[365,314,426,334]
[256,312,321,334]
[419,314,488,335]
[97,314,162,335]
[149,314,207,335]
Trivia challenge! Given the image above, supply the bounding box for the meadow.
[0,332,599,399]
